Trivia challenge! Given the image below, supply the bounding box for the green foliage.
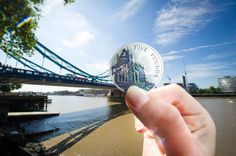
[0,1,74,91]
[0,83,22,93]
[64,0,75,4]
[194,86,222,94]
[0,0,74,57]
[189,84,199,94]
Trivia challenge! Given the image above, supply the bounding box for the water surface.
[19,96,236,156]
[197,97,236,156]
[47,96,111,113]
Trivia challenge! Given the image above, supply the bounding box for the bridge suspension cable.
[95,70,111,80]
[96,70,109,77]
[7,53,57,74]
[35,41,94,79]
[35,41,111,82]
[1,39,111,82]
[0,15,111,83]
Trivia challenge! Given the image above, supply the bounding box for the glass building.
[218,76,236,93]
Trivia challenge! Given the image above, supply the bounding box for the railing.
[0,65,114,87]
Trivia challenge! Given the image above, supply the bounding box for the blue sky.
[1,0,236,92]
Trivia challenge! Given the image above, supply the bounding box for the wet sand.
[41,97,236,156]
[42,114,143,156]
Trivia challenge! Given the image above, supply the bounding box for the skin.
[125,84,216,156]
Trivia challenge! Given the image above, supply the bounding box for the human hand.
[125,84,216,156]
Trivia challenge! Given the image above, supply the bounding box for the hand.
[125,84,216,156]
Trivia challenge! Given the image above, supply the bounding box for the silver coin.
[110,42,163,91]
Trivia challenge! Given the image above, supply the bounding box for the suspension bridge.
[0,41,115,89]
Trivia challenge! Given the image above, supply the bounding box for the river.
[18,96,236,156]
[198,97,236,156]
[18,96,127,142]
[47,96,113,113]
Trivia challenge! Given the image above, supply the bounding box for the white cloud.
[111,0,145,22]
[164,41,236,55]
[85,61,109,75]
[167,61,236,84]
[154,0,213,45]
[187,63,227,79]
[55,47,62,52]
[36,5,115,76]
[61,13,92,31]
[188,63,226,72]
[38,10,96,47]
[188,70,218,79]
[42,0,62,16]
[165,63,225,83]
[162,55,183,62]
[203,52,236,61]
[63,31,95,47]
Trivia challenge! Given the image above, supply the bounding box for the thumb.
[125,86,197,154]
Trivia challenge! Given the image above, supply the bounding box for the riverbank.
[42,113,143,156]
[0,103,130,155]
[43,97,236,156]
[1,96,236,155]
[0,94,52,124]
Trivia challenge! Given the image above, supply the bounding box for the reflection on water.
[36,95,121,142]
[196,97,236,156]
[20,98,128,142]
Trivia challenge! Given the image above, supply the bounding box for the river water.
[18,96,127,142]
[198,97,236,156]
[47,96,112,113]
[18,96,236,156]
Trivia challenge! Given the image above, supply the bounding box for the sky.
[0,0,236,92]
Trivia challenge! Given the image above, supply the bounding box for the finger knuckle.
[170,83,182,91]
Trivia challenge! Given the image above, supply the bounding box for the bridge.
[0,41,115,89]
[0,65,114,89]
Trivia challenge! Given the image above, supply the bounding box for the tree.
[198,88,205,94]
[0,1,75,93]
[216,87,222,94]
[196,86,222,95]
[208,86,222,94]
[0,0,74,57]
[0,83,22,93]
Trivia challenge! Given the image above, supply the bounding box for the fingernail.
[126,86,149,109]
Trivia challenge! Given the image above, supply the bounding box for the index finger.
[149,84,207,116]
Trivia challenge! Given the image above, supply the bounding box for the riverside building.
[218,76,236,93]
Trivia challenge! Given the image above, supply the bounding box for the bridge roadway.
[0,65,115,89]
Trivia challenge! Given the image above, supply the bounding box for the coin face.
[110,42,163,91]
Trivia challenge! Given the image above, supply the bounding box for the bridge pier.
[107,89,125,103]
